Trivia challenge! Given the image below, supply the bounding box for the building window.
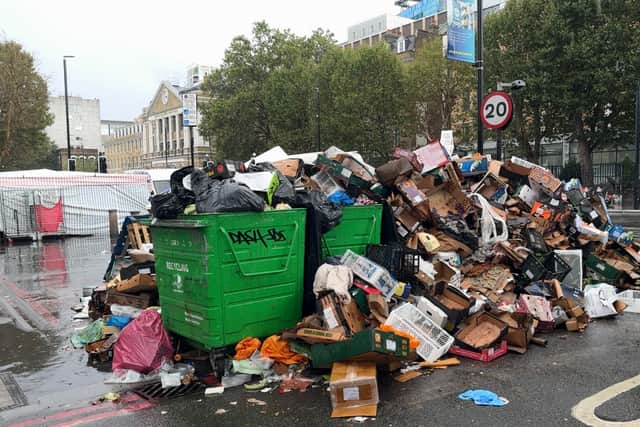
[379,22,383,31]
[371,25,374,34]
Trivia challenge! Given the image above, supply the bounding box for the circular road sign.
[480,91,513,130]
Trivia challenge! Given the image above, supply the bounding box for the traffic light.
[98,156,107,174]
[68,158,76,171]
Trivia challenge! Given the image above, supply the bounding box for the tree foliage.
[200,22,408,162]
[485,0,640,184]
[406,37,476,149]
[0,40,56,170]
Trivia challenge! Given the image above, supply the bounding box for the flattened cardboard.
[413,142,449,174]
[331,405,378,418]
[115,274,156,294]
[296,328,345,344]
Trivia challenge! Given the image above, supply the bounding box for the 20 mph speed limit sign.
[480,91,513,130]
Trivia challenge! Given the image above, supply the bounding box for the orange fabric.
[260,335,308,365]
[234,337,261,360]
[378,325,420,350]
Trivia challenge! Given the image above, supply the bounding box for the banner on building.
[446,0,476,63]
[399,0,441,20]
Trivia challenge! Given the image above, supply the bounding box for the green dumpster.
[151,209,306,350]
[321,205,382,258]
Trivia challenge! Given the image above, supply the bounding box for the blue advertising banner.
[446,0,476,63]
[399,0,441,20]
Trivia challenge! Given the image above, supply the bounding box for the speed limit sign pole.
[481,91,513,161]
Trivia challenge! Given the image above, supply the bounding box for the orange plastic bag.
[378,325,420,350]
[260,335,308,365]
[234,337,261,360]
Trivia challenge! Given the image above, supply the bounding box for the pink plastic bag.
[112,310,174,374]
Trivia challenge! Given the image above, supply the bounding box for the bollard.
[108,210,119,240]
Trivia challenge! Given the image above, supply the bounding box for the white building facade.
[141,81,214,169]
[46,96,102,151]
[347,14,414,42]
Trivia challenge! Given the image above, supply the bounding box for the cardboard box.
[496,312,534,354]
[394,205,421,236]
[565,318,579,332]
[318,293,366,337]
[120,262,155,280]
[392,147,423,172]
[375,158,414,187]
[330,361,378,418]
[397,179,427,207]
[426,284,472,331]
[529,166,562,195]
[425,182,474,218]
[516,295,555,332]
[116,274,156,294]
[296,328,345,344]
[499,160,532,187]
[473,173,509,204]
[106,290,152,309]
[455,312,509,351]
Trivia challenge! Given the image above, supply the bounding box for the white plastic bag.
[584,283,618,318]
[469,193,508,246]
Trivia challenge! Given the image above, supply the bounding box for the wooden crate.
[127,223,151,249]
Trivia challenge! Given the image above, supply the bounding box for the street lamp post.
[63,55,75,170]
[634,83,640,209]
[476,0,484,154]
[315,86,321,152]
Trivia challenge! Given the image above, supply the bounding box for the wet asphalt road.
[0,237,639,426]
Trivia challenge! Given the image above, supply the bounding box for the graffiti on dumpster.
[228,228,287,247]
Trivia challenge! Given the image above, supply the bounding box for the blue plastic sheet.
[106,315,133,330]
[458,389,508,407]
[327,191,354,206]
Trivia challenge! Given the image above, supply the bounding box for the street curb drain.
[0,373,27,412]
[134,382,202,401]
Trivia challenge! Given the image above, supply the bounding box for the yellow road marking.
[572,374,640,426]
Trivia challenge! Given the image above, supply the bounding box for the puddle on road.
[0,237,114,402]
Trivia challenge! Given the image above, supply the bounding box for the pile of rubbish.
[72,142,640,418]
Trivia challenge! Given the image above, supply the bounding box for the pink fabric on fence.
[34,197,63,232]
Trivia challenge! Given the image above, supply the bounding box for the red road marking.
[8,394,144,427]
[49,401,154,427]
[2,280,60,327]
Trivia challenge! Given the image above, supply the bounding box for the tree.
[0,40,56,170]
[406,37,476,149]
[484,0,640,185]
[200,22,325,160]
[484,0,567,162]
[199,22,409,163]
[318,43,408,161]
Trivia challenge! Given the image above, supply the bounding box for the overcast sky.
[2,0,401,121]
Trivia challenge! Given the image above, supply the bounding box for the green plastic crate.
[151,209,306,350]
[310,328,410,368]
[585,254,623,282]
[321,205,382,258]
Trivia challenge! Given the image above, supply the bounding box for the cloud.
[2,0,397,120]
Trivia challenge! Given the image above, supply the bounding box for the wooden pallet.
[127,223,151,249]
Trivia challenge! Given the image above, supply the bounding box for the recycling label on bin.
[185,311,203,326]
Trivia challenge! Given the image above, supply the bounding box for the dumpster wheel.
[209,349,227,379]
